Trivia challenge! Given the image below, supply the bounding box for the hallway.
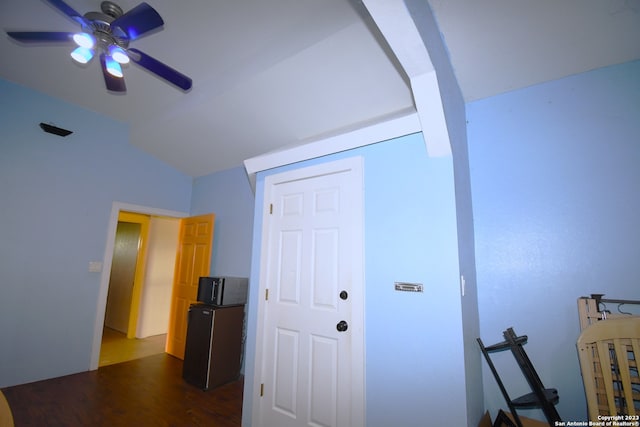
[99,327,166,367]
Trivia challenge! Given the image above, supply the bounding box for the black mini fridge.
[182,303,244,390]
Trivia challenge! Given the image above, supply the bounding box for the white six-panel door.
[254,157,364,427]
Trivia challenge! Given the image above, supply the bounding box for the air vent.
[39,123,73,137]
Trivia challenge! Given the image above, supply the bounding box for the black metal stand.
[477,327,562,427]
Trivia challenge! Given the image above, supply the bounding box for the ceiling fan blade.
[7,31,74,43]
[44,0,88,26]
[111,3,164,41]
[128,48,192,91]
[100,54,127,93]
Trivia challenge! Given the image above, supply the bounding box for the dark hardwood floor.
[1,353,243,426]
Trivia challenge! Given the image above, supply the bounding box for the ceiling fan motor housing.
[83,2,129,50]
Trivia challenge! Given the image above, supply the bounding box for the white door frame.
[89,201,189,370]
[251,156,365,426]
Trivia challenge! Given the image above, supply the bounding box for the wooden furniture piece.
[478,327,562,427]
[577,295,640,331]
[491,409,518,427]
[0,390,14,427]
[576,317,640,420]
[480,410,551,427]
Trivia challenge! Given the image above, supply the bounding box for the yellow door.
[166,213,215,359]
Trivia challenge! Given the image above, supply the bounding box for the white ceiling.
[1,0,639,177]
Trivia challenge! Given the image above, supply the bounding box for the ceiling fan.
[6,0,192,92]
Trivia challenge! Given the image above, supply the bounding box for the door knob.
[339,290,348,300]
[336,320,348,332]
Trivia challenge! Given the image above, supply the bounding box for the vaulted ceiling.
[1,0,639,177]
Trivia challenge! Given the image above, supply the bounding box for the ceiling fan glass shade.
[128,48,192,90]
[100,53,126,92]
[7,31,74,42]
[109,45,130,64]
[70,46,94,64]
[72,32,95,49]
[111,2,164,40]
[105,56,123,78]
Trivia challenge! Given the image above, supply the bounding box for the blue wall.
[242,133,468,427]
[191,166,255,277]
[0,79,192,387]
[468,60,640,421]
[3,53,637,425]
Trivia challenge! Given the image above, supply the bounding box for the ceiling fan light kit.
[108,45,129,64]
[105,55,123,77]
[72,32,95,48]
[70,45,93,63]
[6,0,192,93]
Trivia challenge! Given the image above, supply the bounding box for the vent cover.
[39,123,73,137]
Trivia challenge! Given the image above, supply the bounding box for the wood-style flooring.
[1,354,243,426]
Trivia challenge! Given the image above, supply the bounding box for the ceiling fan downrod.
[100,1,124,19]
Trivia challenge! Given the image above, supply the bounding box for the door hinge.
[265,289,269,300]
[269,203,273,214]
[260,383,264,397]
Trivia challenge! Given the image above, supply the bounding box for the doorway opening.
[99,211,181,366]
[91,203,188,370]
